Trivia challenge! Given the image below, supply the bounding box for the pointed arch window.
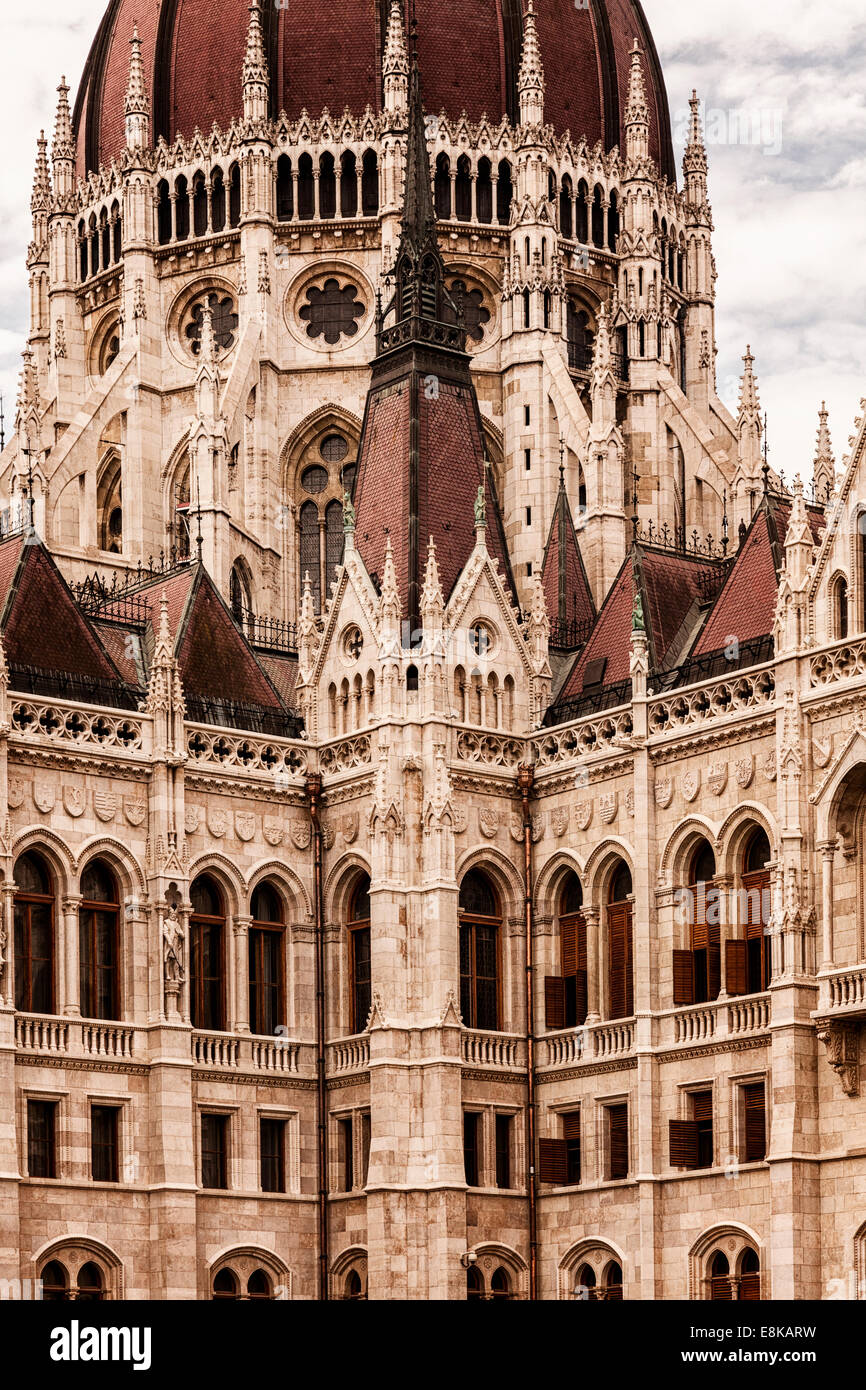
[97,454,123,554]
[361,150,379,216]
[249,882,285,1037]
[340,151,357,218]
[175,175,190,240]
[576,180,589,244]
[299,501,321,612]
[456,156,472,222]
[727,830,772,996]
[559,175,573,238]
[230,559,251,623]
[435,153,451,219]
[211,168,226,233]
[297,154,314,219]
[459,870,500,1031]
[190,875,226,1031]
[192,171,208,237]
[14,850,55,1014]
[229,163,241,227]
[476,158,493,223]
[607,862,633,1020]
[157,180,172,244]
[78,219,88,280]
[834,575,849,639]
[348,876,372,1035]
[496,160,513,225]
[325,498,344,594]
[276,154,294,222]
[110,201,122,262]
[79,859,120,1021]
[608,190,619,250]
[319,152,337,220]
[172,457,191,559]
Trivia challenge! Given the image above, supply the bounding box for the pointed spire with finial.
[51,78,74,203]
[390,19,447,327]
[146,592,185,744]
[194,301,220,418]
[683,89,709,207]
[31,132,50,217]
[379,536,402,634]
[590,300,616,397]
[242,0,269,122]
[813,401,835,502]
[737,345,763,477]
[420,535,444,626]
[625,39,650,163]
[383,0,409,114]
[124,25,150,149]
[16,347,40,437]
[298,571,318,679]
[518,0,545,126]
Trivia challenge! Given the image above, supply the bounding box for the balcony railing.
[9,664,142,712]
[540,1018,635,1069]
[461,1029,525,1070]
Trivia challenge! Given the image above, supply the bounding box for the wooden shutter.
[669,1119,699,1169]
[707,921,721,1000]
[608,1104,629,1180]
[538,1137,567,1184]
[725,939,747,996]
[738,1273,761,1301]
[574,968,588,1026]
[743,1083,766,1162]
[673,950,695,1006]
[710,1274,734,1301]
[561,913,578,976]
[544,976,565,1030]
[562,1112,581,1142]
[742,870,769,939]
[691,884,708,951]
[691,1090,713,1124]
[608,905,633,1020]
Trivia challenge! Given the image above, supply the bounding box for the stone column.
[234,916,252,1033]
[62,895,81,1016]
[818,840,835,971]
[1,884,15,1009]
[584,907,601,1024]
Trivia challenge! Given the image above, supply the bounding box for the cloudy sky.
[0,1,864,479]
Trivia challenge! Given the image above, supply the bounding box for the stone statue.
[474,483,486,528]
[342,489,356,534]
[632,588,645,633]
[162,902,185,986]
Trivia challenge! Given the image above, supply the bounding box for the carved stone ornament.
[184,805,203,835]
[94,790,117,823]
[34,781,55,813]
[599,792,617,825]
[342,812,359,844]
[551,808,569,839]
[575,800,593,831]
[207,807,228,838]
[479,808,499,839]
[263,817,284,847]
[812,735,833,770]
[625,790,634,818]
[321,821,336,851]
[509,814,523,842]
[290,820,312,851]
[707,762,728,797]
[124,797,147,826]
[654,778,673,809]
[7,776,25,809]
[681,769,700,803]
[764,750,777,783]
[235,812,256,842]
[63,785,85,818]
[452,806,468,835]
[531,812,544,843]
[816,1019,860,1097]
[734,755,754,790]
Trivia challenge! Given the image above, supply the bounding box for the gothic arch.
[715,804,779,879]
[658,815,718,888]
[688,1222,763,1300]
[814,737,866,845]
[330,1244,368,1299]
[582,838,635,907]
[324,852,372,925]
[534,850,586,917]
[187,853,246,917]
[9,830,75,897]
[557,1236,626,1300]
[455,845,523,920]
[75,837,147,899]
[246,860,311,921]
[31,1235,124,1300]
[208,1245,291,1300]
[468,1241,528,1299]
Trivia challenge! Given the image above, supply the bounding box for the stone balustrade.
[461,1029,525,1070]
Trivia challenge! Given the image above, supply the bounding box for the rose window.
[185,292,239,356]
[299,278,364,345]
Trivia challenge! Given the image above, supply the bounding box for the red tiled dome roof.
[73,0,675,180]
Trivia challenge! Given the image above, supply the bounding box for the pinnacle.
[31,132,50,211]
[383,0,408,77]
[625,39,649,127]
[243,0,269,90]
[125,24,150,117]
[518,0,544,94]
[52,77,73,160]
[420,535,444,615]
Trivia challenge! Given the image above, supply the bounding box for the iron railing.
[653,636,775,693]
[548,617,594,651]
[184,695,304,739]
[543,678,632,727]
[8,664,142,711]
[72,550,192,612]
[233,607,298,654]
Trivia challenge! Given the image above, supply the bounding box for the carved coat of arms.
[290,820,311,851]
[235,812,256,842]
[263,817,284,847]
[734,756,754,790]
[207,807,227,838]
[655,778,673,809]
[7,777,25,809]
[599,792,617,824]
[34,782,56,813]
[479,809,499,840]
[575,800,593,831]
[124,797,147,826]
[707,763,728,797]
[184,805,203,835]
[94,790,117,822]
[551,808,569,839]
[342,812,359,844]
[63,786,84,817]
[681,770,700,803]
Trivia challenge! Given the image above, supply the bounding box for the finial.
[558,437,565,488]
[194,479,204,562]
[631,464,640,538]
[722,487,729,556]
[474,483,487,530]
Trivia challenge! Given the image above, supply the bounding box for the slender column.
[62,895,81,1016]
[292,170,299,221]
[355,168,362,217]
[2,884,15,1008]
[470,172,478,222]
[170,193,178,242]
[714,874,732,998]
[313,171,321,220]
[233,916,251,1033]
[584,907,601,1024]
[819,841,835,971]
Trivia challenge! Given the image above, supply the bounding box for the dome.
[72,0,675,181]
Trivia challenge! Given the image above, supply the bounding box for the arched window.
[466,1265,484,1299]
[608,190,619,251]
[299,500,321,612]
[97,455,123,554]
[192,171,208,237]
[459,870,500,1031]
[249,882,285,1037]
[476,157,492,223]
[491,1267,512,1300]
[496,160,512,225]
[361,150,379,216]
[340,151,357,218]
[543,290,551,329]
[211,168,226,233]
[77,1263,105,1301]
[229,559,251,623]
[157,180,172,244]
[348,876,371,1034]
[247,1269,273,1300]
[89,214,99,277]
[559,175,573,238]
[276,154,294,221]
[709,1251,731,1301]
[607,862,633,1020]
[110,201,122,262]
[79,859,120,1021]
[78,219,88,280]
[172,457,191,559]
[319,152,336,220]
[100,208,110,271]
[455,155,472,221]
[298,154,314,219]
[344,1269,366,1300]
[674,840,719,1006]
[602,1261,623,1301]
[190,875,226,1031]
[325,498,344,595]
[228,163,241,227]
[576,180,589,243]
[591,186,604,247]
[523,288,530,329]
[40,1261,69,1301]
[574,1263,597,1300]
[435,153,451,219]
[546,872,586,1029]
[738,1248,761,1301]
[14,850,55,1014]
[729,830,772,996]
[566,301,594,372]
[834,576,849,639]
[212,1268,239,1300]
[175,175,189,240]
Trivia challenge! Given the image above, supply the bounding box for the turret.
[383,0,409,117]
[27,133,51,361]
[813,402,835,502]
[582,304,627,600]
[682,91,717,411]
[624,38,650,165]
[47,78,85,418]
[124,25,150,150]
[242,0,269,124]
[517,0,545,128]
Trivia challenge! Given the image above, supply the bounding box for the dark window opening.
[260,1117,286,1193]
[79,859,120,1021]
[14,850,55,1014]
[190,875,226,1031]
[340,151,357,218]
[91,1105,119,1183]
[495,1113,511,1189]
[361,150,379,216]
[348,876,372,1034]
[201,1113,228,1189]
[463,1112,480,1187]
[339,1116,354,1191]
[319,152,336,220]
[249,881,284,1037]
[27,1099,57,1179]
[496,160,513,225]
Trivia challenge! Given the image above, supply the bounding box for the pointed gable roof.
[540,471,595,641]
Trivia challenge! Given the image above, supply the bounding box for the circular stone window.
[321,433,349,463]
[184,291,239,357]
[299,278,364,345]
[469,621,495,658]
[342,625,364,662]
[301,465,329,495]
[445,279,492,343]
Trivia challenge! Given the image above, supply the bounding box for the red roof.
[73,0,675,179]
[540,482,595,633]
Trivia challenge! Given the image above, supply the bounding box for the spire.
[420,535,444,625]
[195,301,221,419]
[146,593,185,750]
[153,592,173,666]
[243,0,270,122]
[517,0,545,126]
[16,347,40,441]
[683,89,708,207]
[625,39,650,162]
[785,474,813,582]
[298,571,318,680]
[737,345,762,476]
[31,132,50,215]
[124,25,150,149]
[590,300,615,396]
[51,78,75,202]
[383,0,409,115]
[379,537,402,633]
[813,401,835,501]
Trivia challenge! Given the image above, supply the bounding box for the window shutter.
[725,939,747,995]
[608,905,633,1020]
[710,1274,734,1301]
[562,1111,581,1142]
[738,1273,761,1301]
[544,976,565,1031]
[669,1119,699,1169]
[576,912,587,973]
[743,1083,766,1162]
[707,921,721,1000]
[574,968,588,1026]
[672,950,695,1006]
[691,1090,713,1124]
[742,870,770,940]
[538,1137,567,1184]
[561,913,578,977]
[608,1104,629,1180]
[691,884,708,951]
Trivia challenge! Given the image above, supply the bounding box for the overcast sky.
[1,1,864,480]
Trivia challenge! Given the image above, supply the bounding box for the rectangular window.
[524,447,531,470]
[607,1103,629,1181]
[339,1116,354,1192]
[742,1082,767,1163]
[564,1111,581,1185]
[79,905,119,1020]
[349,925,371,1035]
[201,1113,229,1189]
[524,407,531,427]
[359,1112,371,1188]
[249,927,283,1037]
[693,1090,714,1169]
[190,921,225,1031]
[27,1100,57,1179]
[526,563,533,577]
[463,1112,481,1188]
[91,1105,119,1183]
[525,507,532,526]
[260,1118,286,1194]
[495,1114,511,1189]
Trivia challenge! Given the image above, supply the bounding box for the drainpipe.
[518,761,538,1300]
[306,772,329,1301]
